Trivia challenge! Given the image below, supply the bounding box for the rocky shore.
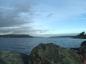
[0,41,86,64]
[74,32,86,39]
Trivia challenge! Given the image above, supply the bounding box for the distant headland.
[51,32,86,39]
[0,34,33,38]
[74,32,86,39]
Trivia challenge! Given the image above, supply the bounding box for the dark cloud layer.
[0,0,32,27]
[0,0,47,35]
[0,0,35,35]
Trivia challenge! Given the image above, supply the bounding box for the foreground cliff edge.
[0,43,83,64]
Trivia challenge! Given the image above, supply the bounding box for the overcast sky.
[0,0,86,36]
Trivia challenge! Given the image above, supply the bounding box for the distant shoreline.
[50,32,86,39]
[0,34,33,38]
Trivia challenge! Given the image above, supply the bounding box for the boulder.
[80,41,86,59]
[29,43,82,64]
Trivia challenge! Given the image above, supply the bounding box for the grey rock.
[29,43,82,64]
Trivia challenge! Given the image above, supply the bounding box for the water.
[0,37,86,54]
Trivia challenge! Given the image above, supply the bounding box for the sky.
[0,0,86,36]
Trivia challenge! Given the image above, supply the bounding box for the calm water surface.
[0,37,86,54]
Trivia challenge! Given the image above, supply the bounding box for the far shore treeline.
[0,34,33,38]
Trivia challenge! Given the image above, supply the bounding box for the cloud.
[33,0,86,21]
[0,0,32,27]
[0,0,38,35]
[29,0,86,35]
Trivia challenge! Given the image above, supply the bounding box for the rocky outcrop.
[75,32,86,39]
[29,43,82,64]
[0,51,29,64]
[80,41,86,61]
[80,41,86,57]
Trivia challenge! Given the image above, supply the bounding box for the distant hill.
[0,34,33,38]
[50,32,86,39]
[50,34,75,38]
[50,36,74,38]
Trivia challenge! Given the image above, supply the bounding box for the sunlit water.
[0,37,86,54]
